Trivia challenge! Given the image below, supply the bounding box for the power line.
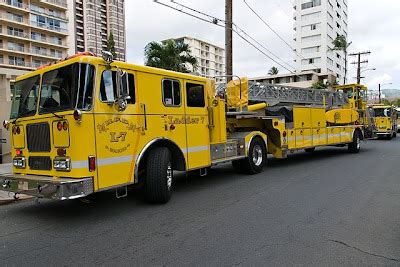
[242,0,321,71]
[154,0,297,74]
[170,0,296,71]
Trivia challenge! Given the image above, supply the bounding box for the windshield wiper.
[50,112,64,119]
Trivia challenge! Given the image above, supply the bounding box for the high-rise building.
[163,37,225,83]
[68,0,126,61]
[0,0,70,163]
[293,0,348,82]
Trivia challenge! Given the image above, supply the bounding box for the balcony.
[30,5,68,20]
[0,0,30,12]
[0,42,64,60]
[39,0,68,10]
[0,28,68,48]
[29,20,68,35]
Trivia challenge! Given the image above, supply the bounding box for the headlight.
[53,157,71,171]
[13,157,26,169]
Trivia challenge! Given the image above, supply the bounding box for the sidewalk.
[0,163,32,204]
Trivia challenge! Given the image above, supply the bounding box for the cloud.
[126,0,400,89]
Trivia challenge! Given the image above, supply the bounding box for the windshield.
[374,108,391,117]
[10,75,40,119]
[39,63,95,114]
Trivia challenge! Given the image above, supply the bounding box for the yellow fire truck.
[396,107,400,133]
[0,53,374,203]
[370,104,397,139]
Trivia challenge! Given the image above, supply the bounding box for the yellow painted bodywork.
[7,55,367,196]
[226,77,248,110]
[325,109,359,124]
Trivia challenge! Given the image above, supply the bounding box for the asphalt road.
[1,139,400,265]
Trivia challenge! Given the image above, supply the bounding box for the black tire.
[387,134,392,140]
[241,137,267,174]
[348,130,362,153]
[393,132,397,138]
[145,147,173,204]
[305,147,316,153]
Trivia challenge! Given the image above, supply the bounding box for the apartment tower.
[68,0,126,61]
[293,0,348,82]
[0,0,69,163]
[163,37,225,83]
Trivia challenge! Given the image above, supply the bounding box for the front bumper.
[376,132,391,135]
[0,174,94,200]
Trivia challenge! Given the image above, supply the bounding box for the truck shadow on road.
[5,146,372,223]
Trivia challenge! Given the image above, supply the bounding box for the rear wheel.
[145,147,173,204]
[348,130,362,153]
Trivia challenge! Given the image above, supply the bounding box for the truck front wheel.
[145,147,173,203]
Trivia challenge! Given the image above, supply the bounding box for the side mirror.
[116,69,130,111]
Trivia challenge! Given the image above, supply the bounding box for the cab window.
[162,79,181,106]
[100,70,135,104]
[186,83,205,107]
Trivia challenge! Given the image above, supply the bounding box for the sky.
[125,0,400,91]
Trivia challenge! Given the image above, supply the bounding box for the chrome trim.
[134,137,185,184]
[13,157,26,169]
[53,156,71,172]
[0,174,94,200]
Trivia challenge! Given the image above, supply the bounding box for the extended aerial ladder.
[217,80,348,109]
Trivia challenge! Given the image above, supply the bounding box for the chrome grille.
[27,123,51,152]
[29,156,52,171]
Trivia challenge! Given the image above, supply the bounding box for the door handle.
[170,124,176,131]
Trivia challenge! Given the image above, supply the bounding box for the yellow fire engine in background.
[369,104,397,139]
[396,107,400,133]
[0,53,375,203]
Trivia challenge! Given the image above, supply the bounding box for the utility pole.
[225,0,233,83]
[378,83,381,104]
[349,51,371,84]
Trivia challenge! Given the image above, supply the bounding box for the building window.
[301,0,321,10]
[302,46,320,54]
[301,11,321,21]
[162,79,181,107]
[301,34,321,43]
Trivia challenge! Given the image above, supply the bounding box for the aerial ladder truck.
[0,53,375,203]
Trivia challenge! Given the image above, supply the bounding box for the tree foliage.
[311,80,338,89]
[144,40,198,73]
[106,32,117,59]
[332,35,348,51]
[268,66,279,75]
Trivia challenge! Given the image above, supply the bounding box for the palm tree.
[268,66,279,75]
[331,35,351,84]
[106,32,117,59]
[144,40,198,73]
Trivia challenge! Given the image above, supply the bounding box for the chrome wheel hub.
[356,137,361,150]
[252,145,263,166]
[166,163,172,190]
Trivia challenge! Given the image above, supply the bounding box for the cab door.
[184,80,211,170]
[94,66,141,189]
